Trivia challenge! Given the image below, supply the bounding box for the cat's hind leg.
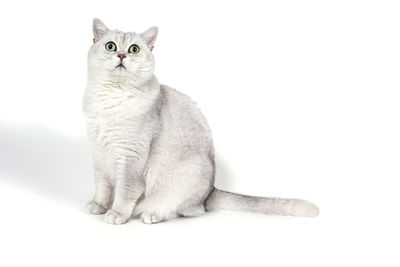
[140,211,178,224]
[136,196,178,224]
[179,204,205,217]
[137,156,213,223]
[139,202,205,223]
[136,190,207,224]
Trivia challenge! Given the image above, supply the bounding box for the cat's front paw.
[104,209,130,225]
[85,200,107,215]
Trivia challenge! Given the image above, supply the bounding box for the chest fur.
[84,86,157,156]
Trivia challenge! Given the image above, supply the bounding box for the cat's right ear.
[93,18,109,43]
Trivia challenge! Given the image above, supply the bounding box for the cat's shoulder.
[158,84,210,127]
[159,84,196,106]
[160,84,187,98]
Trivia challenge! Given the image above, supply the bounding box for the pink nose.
[118,54,126,60]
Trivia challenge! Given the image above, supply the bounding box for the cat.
[83,18,319,224]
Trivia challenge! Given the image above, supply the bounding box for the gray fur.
[83,19,319,224]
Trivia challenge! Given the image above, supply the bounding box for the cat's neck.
[87,74,160,95]
[84,75,161,115]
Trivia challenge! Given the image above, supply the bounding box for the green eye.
[105,42,116,52]
[128,44,140,54]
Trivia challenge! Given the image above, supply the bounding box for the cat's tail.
[205,187,319,217]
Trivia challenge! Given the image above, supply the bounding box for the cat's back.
[160,85,211,133]
[157,85,214,154]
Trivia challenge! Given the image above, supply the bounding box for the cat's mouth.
[115,63,126,70]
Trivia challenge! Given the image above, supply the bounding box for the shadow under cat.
[0,121,234,209]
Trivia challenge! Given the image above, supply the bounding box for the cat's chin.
[114,66,126,72]
[115,64,126,70]
[110,67,130,77]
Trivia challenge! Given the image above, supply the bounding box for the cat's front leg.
[104,158,145,225]
[85,177,112,215]
[85,152,113,214]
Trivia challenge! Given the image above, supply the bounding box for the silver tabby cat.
[83,18,319,224]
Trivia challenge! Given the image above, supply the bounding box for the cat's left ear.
[140,27,158,51]
[93,18,109,43]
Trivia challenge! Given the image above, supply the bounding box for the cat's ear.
[93,18,109,43]
[140,27,158,51]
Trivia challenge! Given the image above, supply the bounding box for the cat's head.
[88,18,158,86]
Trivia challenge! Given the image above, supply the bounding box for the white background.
[0,0,399,266]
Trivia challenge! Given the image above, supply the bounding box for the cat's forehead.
[105,30,141,45]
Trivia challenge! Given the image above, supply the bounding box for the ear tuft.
[141,27,158,51]
[93,18,109,43]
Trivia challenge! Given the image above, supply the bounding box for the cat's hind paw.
[85,200,107,215]
[104,209,130,225]
[141,212,163,224]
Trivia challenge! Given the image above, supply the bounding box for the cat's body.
[83,19,319,224]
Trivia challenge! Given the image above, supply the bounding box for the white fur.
[83,19,319,225]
